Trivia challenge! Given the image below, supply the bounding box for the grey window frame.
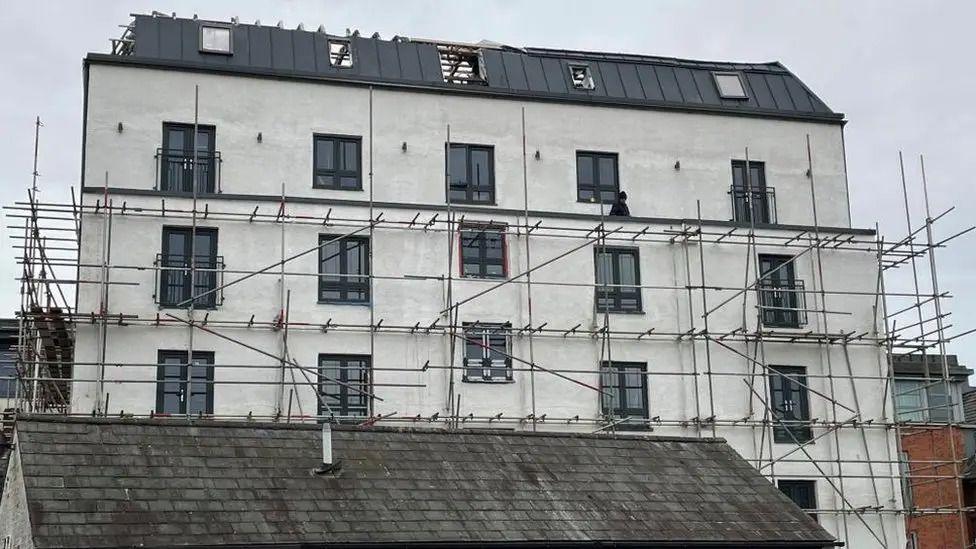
[462,323,513,383]
[594,246,642,313]
[894,378,953,423]
[0,348,17,399]
[318,235,370,304]
[777,479,817,522]
[328,38,353,68]
[460,224,507,279]
[600,361,649,430]
[158,226,219,310]
[313,134,363,190]
[446,143,495,205]
[731,159,773,224]
[568,63,595,90]
[712,71,748,99]
[758,254,805,328]
[576,151,619,204]
[199,24,233,55]
[155,350,214,416]
[769,365,813,444]
[317,354,372,422]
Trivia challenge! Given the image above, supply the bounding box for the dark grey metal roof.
[11,416,837,548]
[891,354,971,379]
[91,15,841,123]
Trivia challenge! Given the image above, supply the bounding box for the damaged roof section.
[8,416,838,548]
[96,14,841,123]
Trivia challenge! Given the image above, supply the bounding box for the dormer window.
[437,45,486,85]
[569,64,595,90]
[713,71,748,99]
[329,39,353,68]
[199,25,232,55]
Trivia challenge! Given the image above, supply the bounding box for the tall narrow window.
[595,247,641,313]
[769,365,812,443]
[158,227,220,309]
[0,346,17,398]
[313,135,362,190]
[447,144,494,204]
[577,151,618,203]
[318,354,371,421]
[318,235,370,304]
[460,224,506,278]
[731,160,774,224]
[159,123,217,194]
[462,323,512,382]
[758,254,805,328]
[156,350,214,415]
[600,361,649,430]
[777,480,817,522]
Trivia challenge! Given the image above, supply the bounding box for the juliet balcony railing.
[730,185,777,225]
[153,254,225,309]
[155,148,222,194]
[758,279,807,328]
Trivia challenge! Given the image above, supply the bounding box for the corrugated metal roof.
[99,15,841,123]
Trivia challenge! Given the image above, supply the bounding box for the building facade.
[64,14,907,547]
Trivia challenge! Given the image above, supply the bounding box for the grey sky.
[2,1,974,364]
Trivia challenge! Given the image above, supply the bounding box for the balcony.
[758,279,807,328]
[153,254,225,309]
[730,185,777,225]
[155,148,222,194]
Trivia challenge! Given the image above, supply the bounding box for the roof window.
[712,72,748,99]
[437,45,486,85]
[329,39,353,68]
[569,64,595,90]
[199,25,232,55]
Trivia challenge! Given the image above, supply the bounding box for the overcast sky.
[1,1,974,366]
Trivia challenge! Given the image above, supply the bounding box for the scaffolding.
[4,94,976,548]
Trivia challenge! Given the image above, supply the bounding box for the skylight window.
[437,45,486,85]
[329,39,353,68]
[713,72,748,99]
[569,64,595,90]
[199,25,232,55]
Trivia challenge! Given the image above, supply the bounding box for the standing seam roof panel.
[375,40,402,79]
[523,56,550,93]
[783,77,815,112]
[270,28,294,70]
[156,18,182,60]
[481,50,508,88]
[635,65,665,101]
[292,31,316,73]
[395,41,424,82]
[745,73,777,110]
[597,62,627,99]
[416,43,444,84]
[617,63,645,100]
[134,17,161,57]
[655,66,684,102]
[539,57,568,94]
[248,26,272,68]
[501,51,529,91]
[673,67,703,104]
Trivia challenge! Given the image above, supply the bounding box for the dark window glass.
[778,480,817,522]
[318,235,370,304]
[463,324,512,382]
[758,254,805,328]
[160,123,217,193]
[595,247,642,313]
[769,365,812,443]
[460,225,506,278]
[600,361,649,430]
[731,160,773,224]
[0,349,17,398]
[155,350,214,415]
[318,354,371,422]
[447,144,495,204]
[313,135,362,190]
[158,227,219,309]
[577,152,618,203]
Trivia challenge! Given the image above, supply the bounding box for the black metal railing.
[730,185,777,225]
[153,254,225,309]
[758,279,807,328]
[155,148,222,194]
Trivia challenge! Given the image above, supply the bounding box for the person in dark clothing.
[609,191,630,216]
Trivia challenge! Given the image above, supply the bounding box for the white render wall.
[73,63,903,547]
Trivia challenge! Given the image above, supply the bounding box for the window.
[577,151,619,203]
[318,354,371,421]
[447,144,494,204]
[778,480,817,521]
[600,361,649,430]
[569,64,595,90]
[318,235,370,304]
[712,71,747,99]
[437,45,486,85]
[595,247,642,313]
[463,323,512,382]
[313,135,362,190]
[159,123,217,194]
[328,39,353,67]
[460,225,506,278]
[894,379,953,423]
[769,366,812,443]
[156,351,214,415]
[758,254,805,328]
[199,25,232,54]
[731,160,774,224]
[0,347,17,398]
[158,227,219,309]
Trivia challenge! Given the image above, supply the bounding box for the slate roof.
[10,416,838,548]
[88,14,841,123]
[891,353,972,379]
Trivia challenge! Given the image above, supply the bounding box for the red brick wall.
[902,426,970,548]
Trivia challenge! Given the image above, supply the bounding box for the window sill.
[312,185,364,192]
[157,304,219,311]
[460,274,507,280]
[597,309,646,315]
[461,378,515,384]
[448,200,497,207]
[577,199,616,205]
[317,300,371,307]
